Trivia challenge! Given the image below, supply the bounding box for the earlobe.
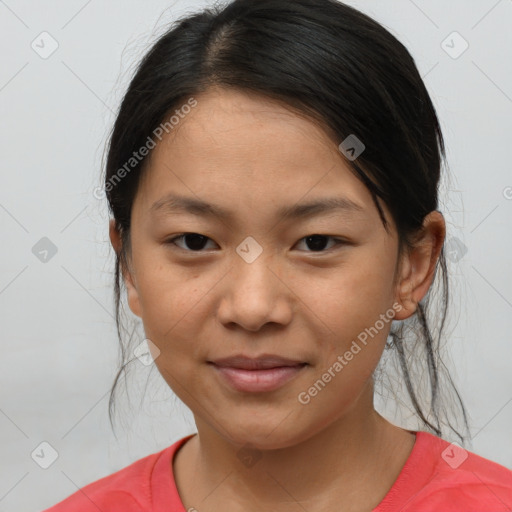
[108,219,142,318]
[393,211,446,321]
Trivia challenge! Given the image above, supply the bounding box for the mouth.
[207,354,308,393]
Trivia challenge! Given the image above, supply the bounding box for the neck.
[176,387,415,512]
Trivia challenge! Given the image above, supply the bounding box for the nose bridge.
[232,236,277,302]
[235,235,266,266]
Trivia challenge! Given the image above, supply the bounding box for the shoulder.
[407,431,512,511]
[42,435,192,512]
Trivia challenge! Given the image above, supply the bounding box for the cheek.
[300,278,394,421]
[133,254,208,349]
[313,249,397,367]
[322,254,396,325]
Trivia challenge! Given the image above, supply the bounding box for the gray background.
[1,0,511,510]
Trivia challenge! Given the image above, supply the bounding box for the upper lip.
[209,354,307,370]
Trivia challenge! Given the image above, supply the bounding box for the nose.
[216,254,293,332]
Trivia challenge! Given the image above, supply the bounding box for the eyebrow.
[149,193,364,221]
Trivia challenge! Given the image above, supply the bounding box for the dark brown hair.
[103,0,469,443]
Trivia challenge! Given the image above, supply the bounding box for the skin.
[109,87,446,512]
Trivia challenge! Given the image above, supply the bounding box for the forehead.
[134,87,377,223]
[153,87,339,166]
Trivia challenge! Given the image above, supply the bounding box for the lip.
[208,354,308,393]
[209,354,306,370]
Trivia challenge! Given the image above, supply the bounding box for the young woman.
[44,0,512,510]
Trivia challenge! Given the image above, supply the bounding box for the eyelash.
[164,233,347,254]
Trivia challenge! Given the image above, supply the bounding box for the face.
[113,87,429,450]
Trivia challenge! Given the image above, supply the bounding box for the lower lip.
[210,363,307,393]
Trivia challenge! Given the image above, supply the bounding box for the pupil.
[307,235,327,251]
[185,234,207,250]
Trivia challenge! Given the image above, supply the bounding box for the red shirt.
[43,430,512,511]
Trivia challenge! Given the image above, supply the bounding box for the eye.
[295,234,345,252]
[166,233,218,252]
[165,233,346,253]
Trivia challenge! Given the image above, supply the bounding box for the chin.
[218,418,317,452]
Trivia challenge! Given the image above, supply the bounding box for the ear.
[393,211,446,321]
[109,219,142,318]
